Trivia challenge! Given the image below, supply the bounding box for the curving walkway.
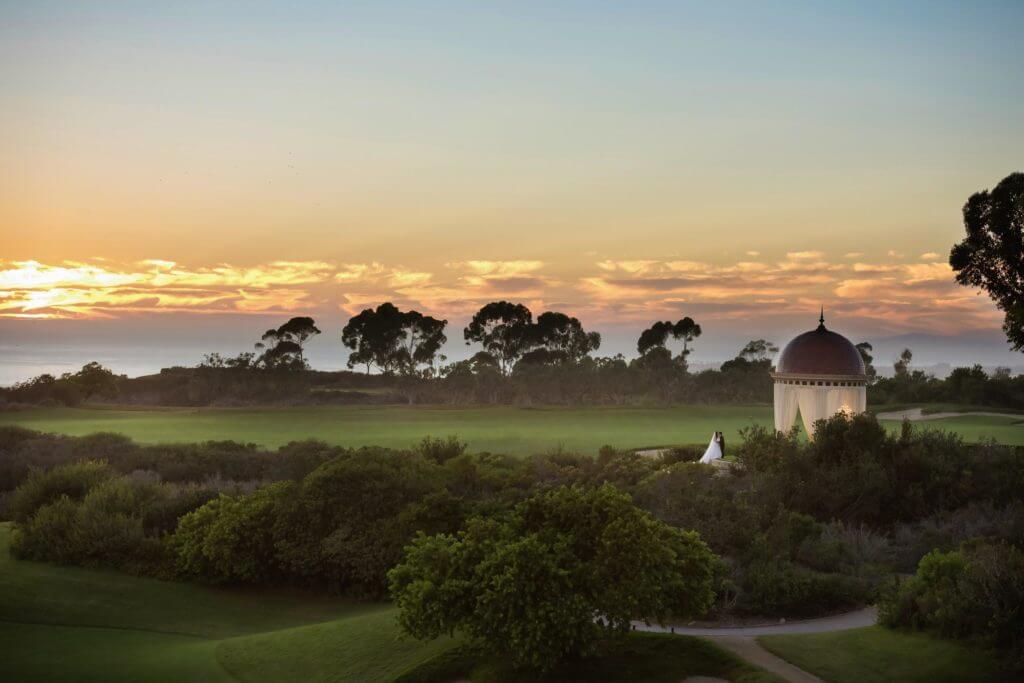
[632,607,877,683]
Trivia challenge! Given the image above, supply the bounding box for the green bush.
[12,481,145,568]
[11,495,80,563]
[880,542,1024,670]
[740,556,869,617]
[171,483,291,583]
[416,435,467,464]
[9,460,113,522]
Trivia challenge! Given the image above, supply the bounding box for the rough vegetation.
[2,411,1022,672]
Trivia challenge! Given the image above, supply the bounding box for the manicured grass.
[0,525,368,639]
[892,414,1024,445]
[759,626,1002,683]
[0,523,774,682]
[0,404,778,455]
[0,523,452,682]
[2,404,1021,455]
[401,634,780,682]
[0,622,231,683]
[217,609,460,683]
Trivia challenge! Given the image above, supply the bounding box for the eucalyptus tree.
[342,303,447,375]
[636,317,702,366]
[463,301,534,375]
[950,172,1024,350]
[256,316,321,369]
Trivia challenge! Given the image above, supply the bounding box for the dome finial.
[818,307,825,328]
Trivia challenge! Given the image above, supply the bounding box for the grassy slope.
[759,626,1001,683]
[401,634,779,683]
[0,523,456,682]
[0,525,368,638]
[0,621,230,683]
[217,610,459,683]
[2,404,1021,454]
[0,524,773,682]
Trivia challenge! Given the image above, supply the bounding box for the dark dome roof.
[776,317,865,376]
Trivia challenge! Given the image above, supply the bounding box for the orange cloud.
[0,259,332,318]
[0,255,1001,337]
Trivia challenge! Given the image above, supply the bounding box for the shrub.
[11,495,80,563]
[12,480,146,568]
[9,460,113,522]
[740,556,869,616]
[171,483,291,583]
[880,542,1024,669]
[416,435,467,464]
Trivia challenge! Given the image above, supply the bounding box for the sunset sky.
[2,2,1023,381]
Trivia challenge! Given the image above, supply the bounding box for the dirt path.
[876,407,1022,421]
[632,607,876,682]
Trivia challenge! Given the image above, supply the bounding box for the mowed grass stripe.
[0,405,776,454]
[216,610,460,683]
[0,523,459,683]
[758,626,1002,683]
[0,621,232,683]
[2,404,1022,454]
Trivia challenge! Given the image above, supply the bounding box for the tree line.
[209,302,697,379]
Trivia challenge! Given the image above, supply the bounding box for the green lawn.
[401,635,779,682]
[0,404,777,455]
[2,404,1021,455]
[759,626,1003,683]
[0,522,452,682]
[0,523,774,682]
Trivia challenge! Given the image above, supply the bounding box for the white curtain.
[774,384,800,433]
[797,385,832,437]
[774,383,866,439]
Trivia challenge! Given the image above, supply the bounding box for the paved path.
[876,407,1021,421]
[714,636,820,683]
[632,607,877,683]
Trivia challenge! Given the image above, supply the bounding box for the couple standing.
[699,431,726,464]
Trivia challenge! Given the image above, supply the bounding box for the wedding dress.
[699,433,722,464]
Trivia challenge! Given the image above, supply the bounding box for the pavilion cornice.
[771,371,868,384]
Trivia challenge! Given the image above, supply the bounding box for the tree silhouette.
[463,301,534,375]
[342,303,447,375]
[256,317,321,369]
[950,172,1024,350]
[738,339,778,363]
[527,311,601,365]
[894,348,913,378]
[855,342,877,381]
[636,317,702,365]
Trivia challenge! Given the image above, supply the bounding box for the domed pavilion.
[772,311,867,439]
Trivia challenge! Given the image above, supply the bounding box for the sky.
[2,1,1023,381]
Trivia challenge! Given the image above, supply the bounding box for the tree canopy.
[855,342,876,380]
[950,171,1024,350]
[342,303,447,376]
[463,301,534,374]
[388,484,716,671]
[636,317,702,365]
[520,311,601,366]
[256,317,321,369]
[464,303,601,373]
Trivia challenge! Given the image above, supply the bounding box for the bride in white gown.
[699,431,723,464]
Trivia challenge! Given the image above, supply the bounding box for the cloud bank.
[0,253,1000,336]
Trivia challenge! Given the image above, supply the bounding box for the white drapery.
[774,383,866,439]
